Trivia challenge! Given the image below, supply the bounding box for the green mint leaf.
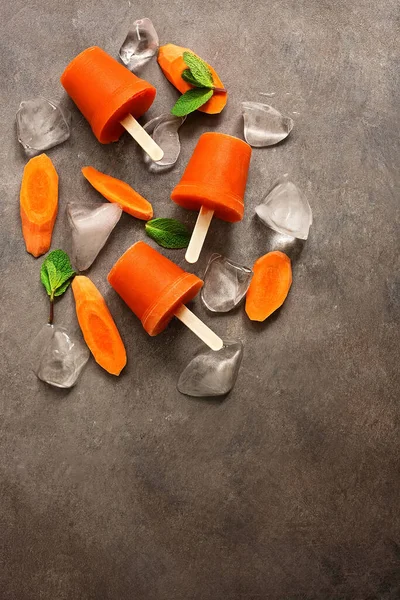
[181,69,208,88]
[56,268,75,289]
[171,88,213,117]
[53,278,73,297]
[47,250,75,285]
[46,261,59,293]
[145,218,191,249]
[183,51,213,88]
[40,250,75,298]
[40,263,51,295]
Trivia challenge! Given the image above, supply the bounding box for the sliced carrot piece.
[72,275,127,375]
[158,44,227,115]
[245,251,292,321]
[82,166,153,220]
[20,153,58,257]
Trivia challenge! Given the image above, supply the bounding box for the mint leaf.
[181,69,208,88]
[40,250,75,323]
[171,88,213,117]
[48,250,75,285]
[40,263,51,296]
[183,52,213,88]
[46,261,58,293]
[54,279,73,297]
[145,218,191,249]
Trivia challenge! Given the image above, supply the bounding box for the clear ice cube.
[67,203,122,271]
[201,254,253,313]
[242,101,293,147]
[256,176,312,240]
[119,18,159,72]
[16,98,71,157]
[177,341,244,397]
[142,114,186,172]
[32,324,89,388]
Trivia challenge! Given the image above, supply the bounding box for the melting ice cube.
[16,98,71,157]
[201,254,253,313]
[142,114,186,172]
[67,203,122,271]
[32,324,89,388]
[177,341,244,397]
[242,101,293,147]
[255,176,312,240]
[119,18,159,72]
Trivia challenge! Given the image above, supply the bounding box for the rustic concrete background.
[1,0,399,598]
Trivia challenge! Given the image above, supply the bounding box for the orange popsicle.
[61,46,163,160]
[108,241,223,349]
[171,133,252,263]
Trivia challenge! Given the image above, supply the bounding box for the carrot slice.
[72,275,127,375]
[245,251,292,321]
[158,44,227,115]
[82,166,153,220]
[20,153,58,257]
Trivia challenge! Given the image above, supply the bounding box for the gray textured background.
[1,1,400,598]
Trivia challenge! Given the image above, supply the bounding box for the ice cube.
[201,254,253,313]
[142,114,186,172]
[16,98,71,157]
[32,324,89,388]
[177,341,244,397]
[242,101,293,147]
[256,176,312,240]
[67,203,122,272]
[119,18,159,72]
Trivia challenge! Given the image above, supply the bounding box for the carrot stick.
[72,275,127,375]
[158,44,227,115]
[82,166,153,221]
[245,251,292,321]
[20,153,58,257]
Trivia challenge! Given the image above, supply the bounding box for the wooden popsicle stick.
[120,114,164,162]
[185,206,214,264]
[174,305,223,351]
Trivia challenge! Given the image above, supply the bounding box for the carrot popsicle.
[108,241,223,350]
[171,133,252,263]
[61,46,163,161]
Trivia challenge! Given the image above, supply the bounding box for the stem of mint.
[49,297,54,325]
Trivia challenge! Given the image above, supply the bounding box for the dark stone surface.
[1,1,399,598]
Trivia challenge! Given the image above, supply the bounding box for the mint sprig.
[40,250,75,324]
[170,52,226,117]
[145,218,191,249]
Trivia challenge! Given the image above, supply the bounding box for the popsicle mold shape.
[171,132,252,263]
[171,132,252,222]
[61,46,163,160]
[108,242,223,350]
[108,241,202,335]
